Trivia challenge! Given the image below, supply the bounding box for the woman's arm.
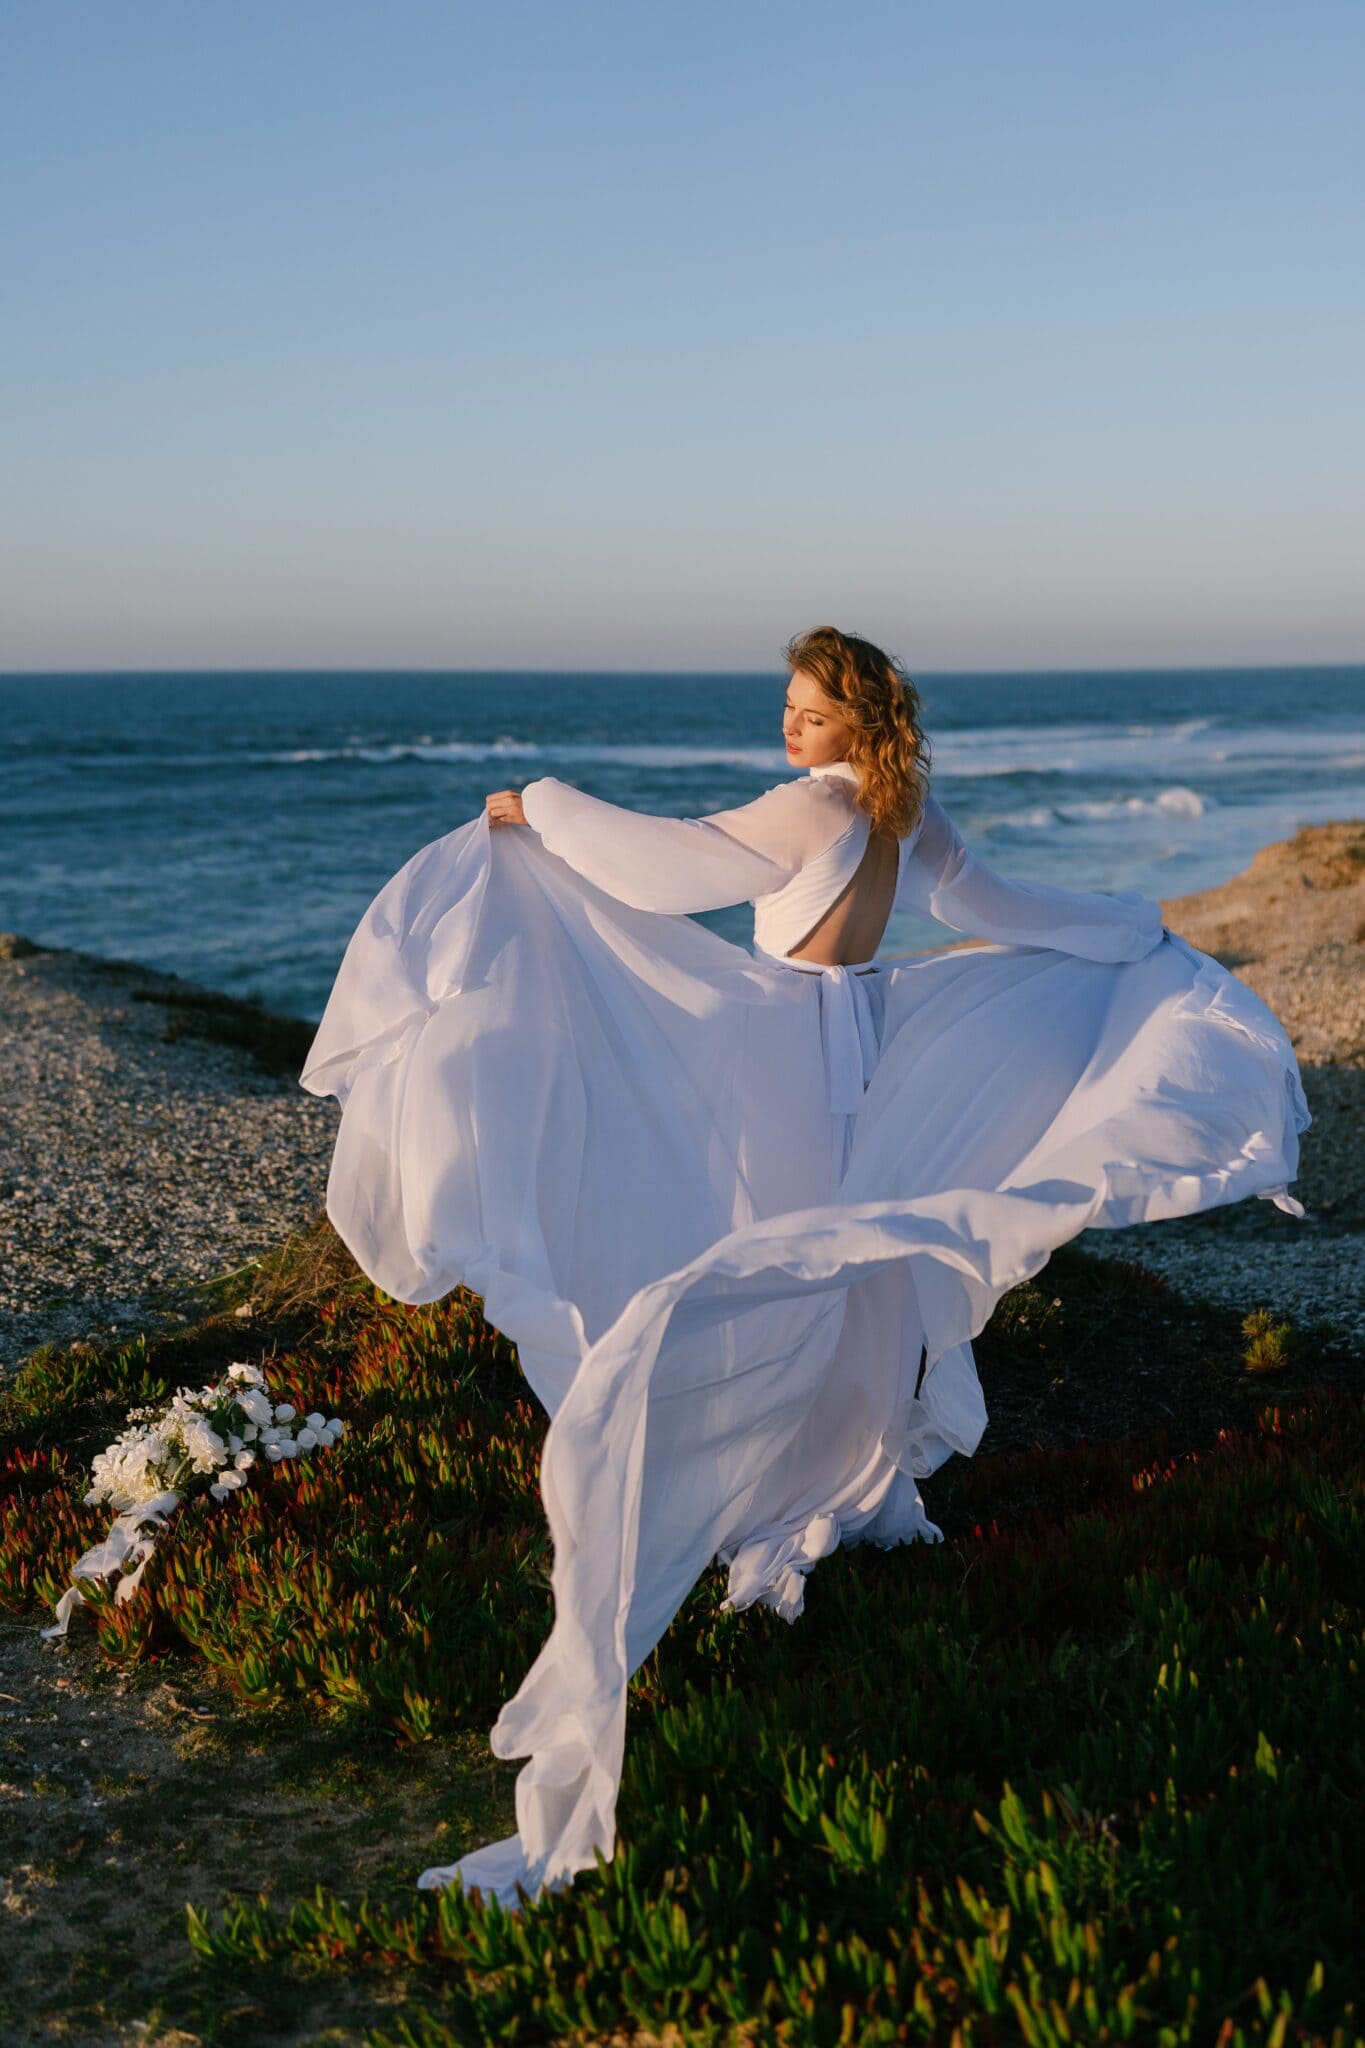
[898,791,1165,962]
[497,774,854,915]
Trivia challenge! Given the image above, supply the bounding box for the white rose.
[296,1428,318,1451]
[273,1403,296,1423]
[125,1469,169,1509]
[180,1417,226,1473]
[265,1443,284,1462]
[305,1412,326,1433]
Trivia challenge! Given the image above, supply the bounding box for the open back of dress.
[785,825,902,966]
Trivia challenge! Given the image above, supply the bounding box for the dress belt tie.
[755,946,883,1118]
[814,964,883,1116]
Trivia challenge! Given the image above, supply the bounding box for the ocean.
[1,665,1361,1024]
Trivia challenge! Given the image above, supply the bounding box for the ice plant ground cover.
[1,1225,1362,2046]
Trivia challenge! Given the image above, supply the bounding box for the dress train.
[300,810,1309,1906]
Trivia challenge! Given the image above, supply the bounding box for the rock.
[1076,818,1365,1347]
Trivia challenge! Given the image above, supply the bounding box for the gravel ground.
[1080,1196,1365,1351]
[0,935,338,1371]
[2,818,1361,1372]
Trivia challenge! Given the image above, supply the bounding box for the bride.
[300,624,1310,1908]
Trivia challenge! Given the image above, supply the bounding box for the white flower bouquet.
[40,1361,345,1639]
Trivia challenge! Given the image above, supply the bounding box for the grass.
[1241,1308,1302,1376]
[2,1224,1362,2046]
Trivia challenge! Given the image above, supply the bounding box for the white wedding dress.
[299,759,1310,1907]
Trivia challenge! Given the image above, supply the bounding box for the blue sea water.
[1,666,1361,1024]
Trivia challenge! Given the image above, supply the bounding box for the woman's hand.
[486,788,527,828]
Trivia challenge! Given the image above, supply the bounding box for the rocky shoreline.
[1075,818,1365,1347]
[2,817,1362,1371]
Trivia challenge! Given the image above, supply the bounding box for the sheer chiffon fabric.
[299,763,1309,1908]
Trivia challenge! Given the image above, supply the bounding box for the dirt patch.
[0,1614,514,2047]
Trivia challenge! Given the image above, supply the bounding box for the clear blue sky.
[2,0,1362,672]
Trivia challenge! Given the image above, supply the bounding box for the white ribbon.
[40,1489,182,1639]
[753,947,884,1186]
[813,964,883,1117]
[754,946,883,1119]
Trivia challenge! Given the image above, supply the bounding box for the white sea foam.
[256,739,792,772]
[1063,786,1211,821]
[932,716,1365,781]
[89,716,1365,791]
[987,785,1213,834]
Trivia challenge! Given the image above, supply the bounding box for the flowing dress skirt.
[299,814,1310,1905]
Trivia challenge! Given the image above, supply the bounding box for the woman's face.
[782,670,850,767]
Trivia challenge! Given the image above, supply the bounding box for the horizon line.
[2,657,1363,682]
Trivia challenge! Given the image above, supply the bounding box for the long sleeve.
[898,792,1165,963]
[518,774,855,914]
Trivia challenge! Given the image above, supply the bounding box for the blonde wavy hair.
[782,625,931,838]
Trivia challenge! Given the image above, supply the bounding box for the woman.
[300,626,1309,1908]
